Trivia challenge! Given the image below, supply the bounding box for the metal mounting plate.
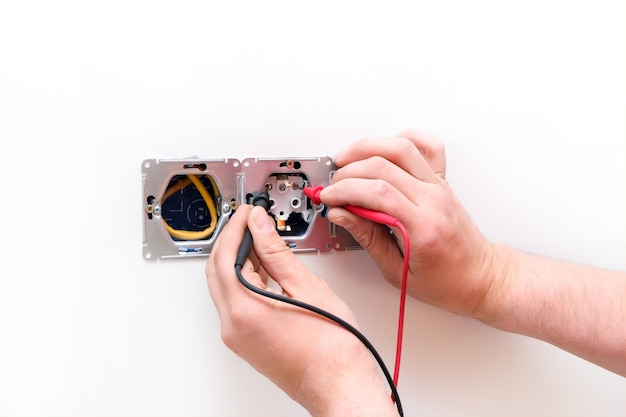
[141,157,359,260]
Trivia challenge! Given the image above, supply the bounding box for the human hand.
[320,129,502,318]
[206,204,399,416]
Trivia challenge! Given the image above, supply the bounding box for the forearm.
[479,245,626,376]
[301,370,399,417]
[295,350,400,417]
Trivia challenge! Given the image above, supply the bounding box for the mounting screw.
[153,205,161,215]
[145,204,154,214]
[222,202,231,214]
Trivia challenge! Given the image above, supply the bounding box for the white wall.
[0,1,624,416]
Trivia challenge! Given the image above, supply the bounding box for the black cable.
[234,192,404,417]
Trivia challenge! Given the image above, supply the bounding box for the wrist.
[295,343,399,417]
[469,243,517,326]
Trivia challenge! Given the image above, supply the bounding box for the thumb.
[247,206,318,296]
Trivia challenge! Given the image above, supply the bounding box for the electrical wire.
[303,186,410,392]
[235,265,404,417]
[161,174,220,240]
[391,222,410,392]
[235,191,407,417]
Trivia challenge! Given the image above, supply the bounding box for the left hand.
[206,204,398,416]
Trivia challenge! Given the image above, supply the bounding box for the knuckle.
[222,308,254,347]
[393,136,418,159]
[372,179,394,199]
[425,139,446,160]
[432,138,445,154]
[226,308,247,331]
[397,128,446,159]
[353,226,375,251]
[416,212,452,255]
[265,238,290,255]
[421,223,444,251]
[367,155,390,173]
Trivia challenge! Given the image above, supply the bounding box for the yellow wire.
[162,175,219,241]
[162,177,191,202]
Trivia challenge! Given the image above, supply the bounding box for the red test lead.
[303,185,410,394]
[304,186,399,226]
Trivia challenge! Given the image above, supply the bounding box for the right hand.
[320,129,503,318]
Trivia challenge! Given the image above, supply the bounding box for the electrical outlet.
[142,157,359,260]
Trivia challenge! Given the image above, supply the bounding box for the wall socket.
[141,157,359,260]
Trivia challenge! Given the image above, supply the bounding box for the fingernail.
[320,184,333,199]
[252,207,276,232]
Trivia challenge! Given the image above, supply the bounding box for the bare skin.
[206,129,625,416]
[206,205,398,416]
[323,129,626,377]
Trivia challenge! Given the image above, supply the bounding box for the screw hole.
[280,160,302,169]
[183,163,207,171]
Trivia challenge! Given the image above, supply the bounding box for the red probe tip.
[304,183,407,390]
[303,186,324,205]
[303,185,398,227]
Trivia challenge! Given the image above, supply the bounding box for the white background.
[0,1,624,416]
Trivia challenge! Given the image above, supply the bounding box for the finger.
[247,248,266,282]
[206,205,269,302]
[333,136,439,183]
[255,263,271,285]
[394,128,446,179]
[248,247,270,287]
[247,206,320,297]
[330,156,439,207]
[321,177,421,231]
[328,207,405,286]
[206,205,252,313]
[239,255,269,289]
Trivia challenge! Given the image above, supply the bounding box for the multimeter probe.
[235,189,409,416]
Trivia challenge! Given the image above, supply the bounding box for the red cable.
[303,186,409,396]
